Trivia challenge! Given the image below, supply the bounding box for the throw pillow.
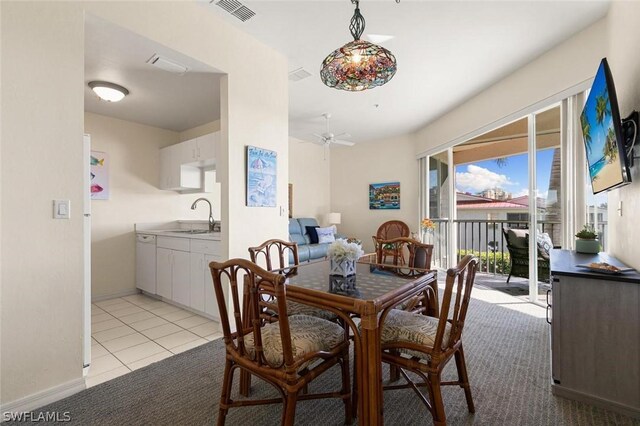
[316,226,336,244]
[536,233,553,259]
[306,226,320,244]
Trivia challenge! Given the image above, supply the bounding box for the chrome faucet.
[190,198,214,232]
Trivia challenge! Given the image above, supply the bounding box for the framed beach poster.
[90,151,109,200]
[246,146,277,207]
[369,182,400,209]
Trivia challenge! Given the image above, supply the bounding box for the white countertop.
[135,221,222,241]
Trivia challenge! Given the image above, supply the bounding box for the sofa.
[288,217,337,263]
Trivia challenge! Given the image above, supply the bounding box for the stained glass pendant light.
[320,0,397,91]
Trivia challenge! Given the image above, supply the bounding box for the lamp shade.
[328,212,341,225]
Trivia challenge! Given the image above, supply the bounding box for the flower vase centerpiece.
[420,218,436,244]
[328,239,364,277]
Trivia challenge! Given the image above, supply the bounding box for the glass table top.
[284,260,434,301]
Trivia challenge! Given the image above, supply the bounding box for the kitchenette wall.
[85,112,222,300]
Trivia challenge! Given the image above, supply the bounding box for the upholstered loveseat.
[288,218,338,263]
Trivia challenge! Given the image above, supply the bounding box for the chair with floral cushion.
[209,258,352,426]
[380,254,479,425]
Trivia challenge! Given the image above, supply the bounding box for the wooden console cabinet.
[549,249,640,419]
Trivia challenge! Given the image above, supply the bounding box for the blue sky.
[455,149,555,199]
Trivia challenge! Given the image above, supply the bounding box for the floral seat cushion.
[380,309,451,360]
[243,314,345,367]
[287,300,338,321]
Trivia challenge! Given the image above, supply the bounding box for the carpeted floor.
[19,282,640,425]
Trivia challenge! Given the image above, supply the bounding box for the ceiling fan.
[312,113,355,147]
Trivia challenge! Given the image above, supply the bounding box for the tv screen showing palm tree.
[580,58,631,194]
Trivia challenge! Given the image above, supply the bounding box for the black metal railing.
[427,219,565,275]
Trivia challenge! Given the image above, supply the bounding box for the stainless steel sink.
[170,230,212,234]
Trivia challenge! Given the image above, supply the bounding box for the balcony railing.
[428,219,607,273]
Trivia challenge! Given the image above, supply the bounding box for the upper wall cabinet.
[159,132,219,192]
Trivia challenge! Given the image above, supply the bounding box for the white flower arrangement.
[328,239,364,263]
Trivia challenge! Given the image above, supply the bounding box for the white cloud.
[455,165,515,192]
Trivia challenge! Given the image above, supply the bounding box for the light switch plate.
[53,200,70,219]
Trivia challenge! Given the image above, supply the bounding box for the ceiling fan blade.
[334,132,351,139]
[332,139,355,146]
[312,133,324,139]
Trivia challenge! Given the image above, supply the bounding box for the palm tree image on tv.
[581,62,625,193]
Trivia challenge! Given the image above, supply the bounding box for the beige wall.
[288,138,331,221]
[415,18,608,155]
[85,112,222,300]
[1,1,287,408]
[1,2,86,405]
[178,119,221,142]
[331,134,419,253]
[605,1,640,270]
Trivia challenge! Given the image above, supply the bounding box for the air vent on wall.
[289,68,312,82]
[146,54,189,74]
[213,0,256,22]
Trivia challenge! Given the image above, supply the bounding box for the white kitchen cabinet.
[204,254,223,319]
[159,132,219,192]
[140,231,224,321]
[136,234,156,294]
[156,236,190,305]
[156,248,173,299]
[159,144,200,191]
[171,250,191,307]
[190,239,223,319]
[190,253,206,312]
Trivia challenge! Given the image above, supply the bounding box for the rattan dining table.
[281,258,438,425]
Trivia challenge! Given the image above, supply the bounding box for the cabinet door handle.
[546,304,552,325]
[546,289,551,306]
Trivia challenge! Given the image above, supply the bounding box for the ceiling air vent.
[289,68,312,82]
[214,0,256,22]
[146,54,189,74]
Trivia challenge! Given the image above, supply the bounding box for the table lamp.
[328,212,341,225]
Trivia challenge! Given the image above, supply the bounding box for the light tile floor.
[88,293,223,387]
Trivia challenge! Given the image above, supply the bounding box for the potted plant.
[575,225,600,254]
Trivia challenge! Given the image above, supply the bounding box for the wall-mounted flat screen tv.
[580,58,631,194]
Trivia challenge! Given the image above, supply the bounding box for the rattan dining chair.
[372,220,411,264]
[380,254,479,425]
[209,258,352,426]
[248,239,337,322]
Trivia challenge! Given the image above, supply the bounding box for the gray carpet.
[17,285,640,426]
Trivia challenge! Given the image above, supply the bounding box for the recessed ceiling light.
[88,81,129,102]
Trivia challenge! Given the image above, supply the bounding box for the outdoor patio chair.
[502,228,550,283]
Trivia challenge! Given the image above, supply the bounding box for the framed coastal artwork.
[369,181,400,210]
[90,151,109,200]
[246,146,277,207]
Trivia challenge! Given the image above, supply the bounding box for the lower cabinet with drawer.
[137,233,224,321]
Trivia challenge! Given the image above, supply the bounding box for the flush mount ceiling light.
[88,81,129,102]
[320,0,398,92]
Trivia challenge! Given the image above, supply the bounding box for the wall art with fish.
[90,151,109,200]
[246,145,277,207]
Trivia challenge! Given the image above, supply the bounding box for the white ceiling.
[85,15,222,132]
[208,0,609,143]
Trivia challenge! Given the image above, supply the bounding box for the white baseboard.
[91,288,139,302]
[1,378,86,420]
